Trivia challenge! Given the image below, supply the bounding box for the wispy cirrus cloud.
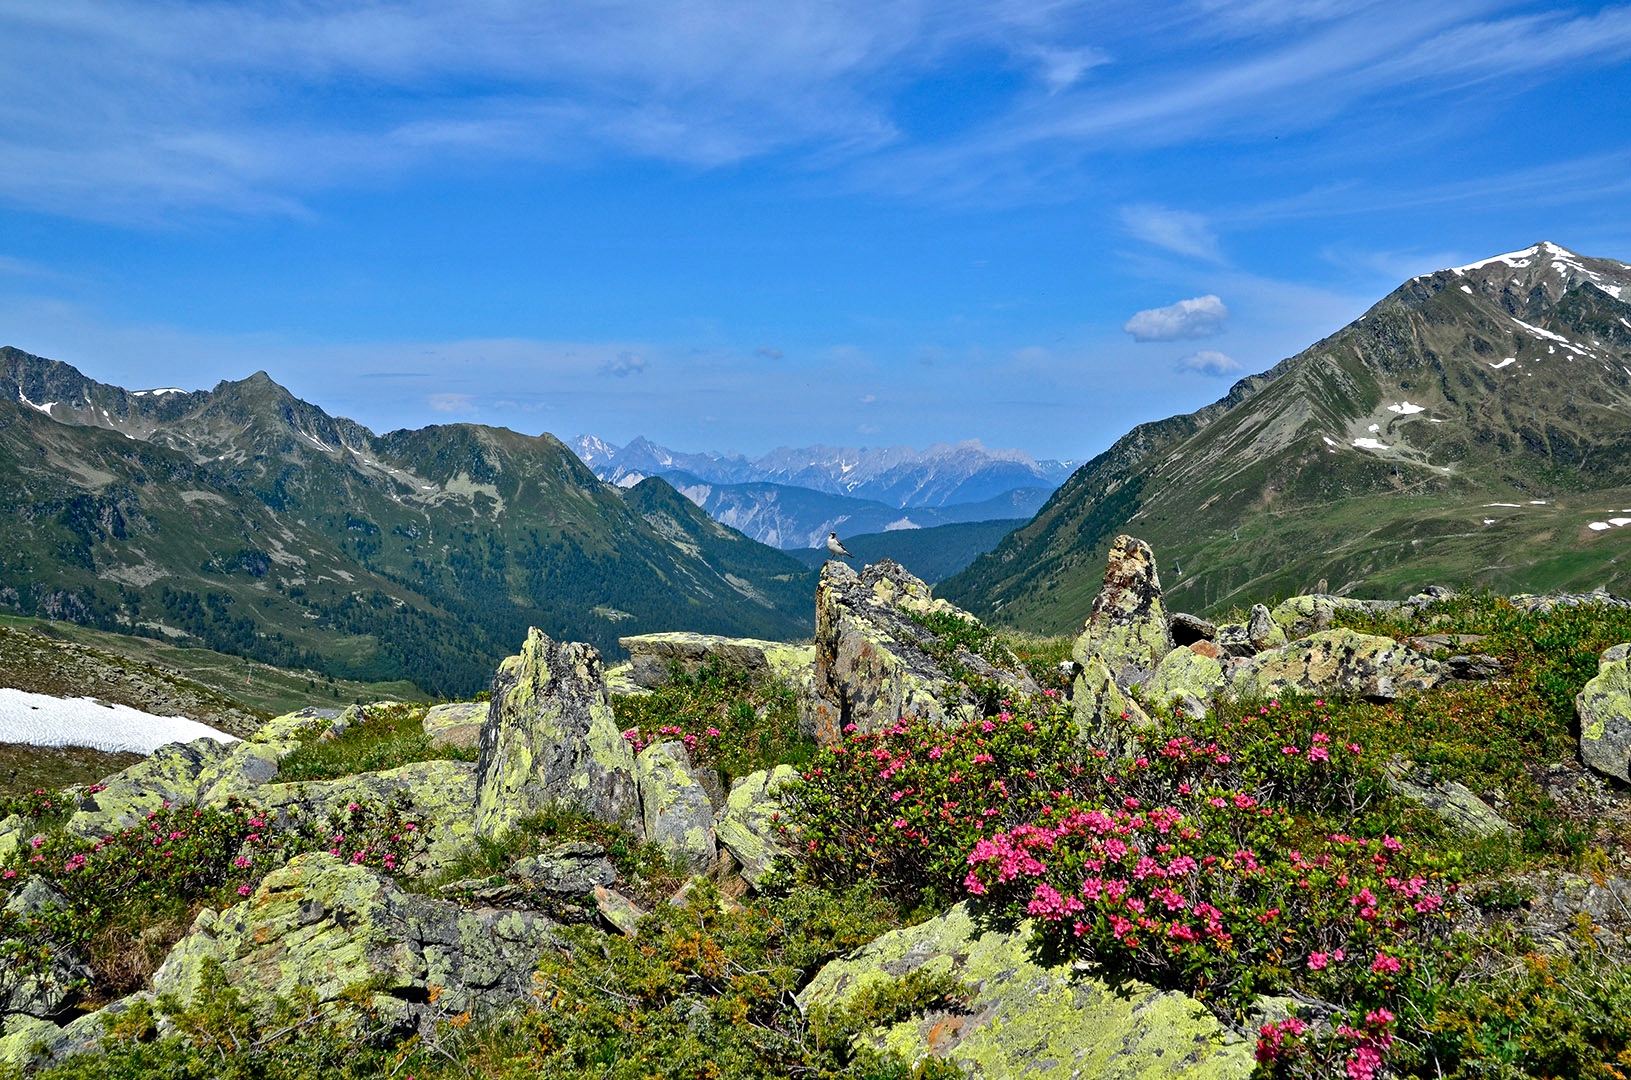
[1120,205,1223,262]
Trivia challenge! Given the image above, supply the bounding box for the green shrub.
[276,702,473,783]
[613,659,814,783]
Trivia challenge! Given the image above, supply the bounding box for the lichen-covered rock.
[1247,603,1286,652]
[714,765,797,886]
[194,707,347,806]
[0,815,30,860]
[1071,535,1173,689]
[593,885,644,936]
[509,842,616,895]
[1145,646,1226,719]
[812,560,1035,742]
[1213,622,1254,658]
[635,741,717,873]
[0,992,151,1072]
[475,629,640,838]
[619,632,815,691]
[2,879,92,1022]
[254,759,479,876]
[422,701,488,751]
[1578,644,1631,782]
[65,736,232,840]
[1071,656,1152,755]
[152,853,561,1031]
[1267,595,1394,640]
[1228,629,1442,702]
[1384,759,1515,839]
[797,903,1251,1079]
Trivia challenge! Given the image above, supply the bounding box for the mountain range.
[570,436,1068,549]
[0,349,817,697]
[940,242,1631,631]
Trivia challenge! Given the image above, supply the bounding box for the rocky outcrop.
[1,880,92,1023]
[254,759,479,876]
[422,702,488,751]
[618,632,814,691]
[152,853,562,1032]
[1248,603,1286,652]
[195,707,348,806]
[1071,656,1152,753]
[714,765,797,886]
[635,742,717,873]
[1228,629,1442,702]
[1578,644,1631,782]
[475,629,640,838]
[811,560,1035,742]
[1384,759,1514,839]
[64,736,231,840]
[0,992,151,1072]
[1071,535,1173,689]
[508,842,617,895]
[798,903,1252,1079]
[1145,645,1227,719]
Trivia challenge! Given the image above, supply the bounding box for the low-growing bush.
[277,702,472,783]
[614,659,814,783]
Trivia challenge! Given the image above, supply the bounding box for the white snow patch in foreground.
[1368,424,1380,432]
[1429,418,1444,423]
[1530,500,1548,505]
[1353,438,1389,451]
[1489,358,1516,369]
[1590,522,1614,531]
[1612,518,1631,528]
[1486,503,1523,507]
[1388,401,1426,414]
[0,689,237,754]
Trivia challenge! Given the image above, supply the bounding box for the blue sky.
[2,1,1630,460]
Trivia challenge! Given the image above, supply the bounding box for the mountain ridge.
[939,241,1631,631]
[0,348,817,696]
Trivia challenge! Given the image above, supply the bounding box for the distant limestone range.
[941,241,1631,633]
[569,434,1071,549]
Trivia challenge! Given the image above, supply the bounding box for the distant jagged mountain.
[940,242,1631,632]
[0,349,816,696]
[569,434,1070,547]
[570,435,1074,509]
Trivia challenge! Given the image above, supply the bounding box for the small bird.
[826,532,854,559]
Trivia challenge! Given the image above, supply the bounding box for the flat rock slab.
[617,632,813,690]
[799,903,1251,1079]
[422,701,487,751]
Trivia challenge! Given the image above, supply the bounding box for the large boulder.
[1247,603,1286,652]
[797,903,1251,1079]
[65,736,233,840]
[1228,629,1442,702]
[1268,595,1396,640]
[714,765,798,887]
[475,629,640,838]
[811,560,1036,742]
[0,992,151,1072]
[1144,646,1227,719]
[618,632,814,691]
[1071,656,1152,754]
[253,759,480,876]
[1578,644,1631,782]
[152,852,562,1031]
[635,742,718,873]
[1071,536,1173,689]
[422,702,488,751]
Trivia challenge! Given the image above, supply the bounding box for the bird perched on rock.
[826,532,854,559]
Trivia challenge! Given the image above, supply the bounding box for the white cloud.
[599,351,646,377]
[1123,295,1228,341]
[1120,205,1222,262]
[1175,350,1243,376]
[427,392,476,413]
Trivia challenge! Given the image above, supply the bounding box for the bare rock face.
[475,628,641,838]
[617,632,814,691]
[1071,536,1173,690]
[811,560,1036,743]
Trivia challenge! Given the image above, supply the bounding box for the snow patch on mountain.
[0,688,238,754]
